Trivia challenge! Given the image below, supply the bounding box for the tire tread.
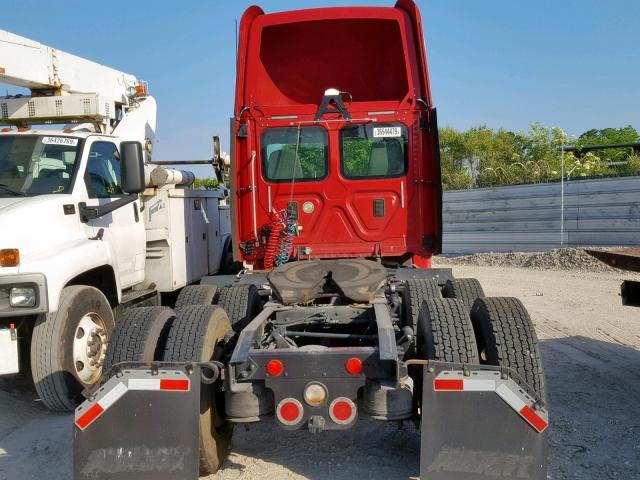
[471,297,545,397]
[162,305,232,476]
[443,278,485,310]
[419,298,479,363]
[174,285,218,309]
[403,279,443,331]
[103,306,172,373]
[216,285,260,333]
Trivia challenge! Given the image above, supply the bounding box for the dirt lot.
[1,257,639,479]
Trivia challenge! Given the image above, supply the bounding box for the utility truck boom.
[0,30,232,411]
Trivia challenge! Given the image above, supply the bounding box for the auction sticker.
[373,126,402,138]
[42,137,79,146]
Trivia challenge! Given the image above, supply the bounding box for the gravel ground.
[436,247,628,273]
[1,253,639,479]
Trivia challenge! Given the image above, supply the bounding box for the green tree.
[194,178,219,189]
[437,123,639,190]
[576,126,639,164]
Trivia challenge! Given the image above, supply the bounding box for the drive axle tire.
[402,279,443,333]
[216,284,261,333]
[31,286,114,411]
[470,297,545,398]
[443,278,485,310]
[174,285,219,309]
[162,305,233,476]
[220,236,242,274]
[103,307,174,374]
[417,298,479,363]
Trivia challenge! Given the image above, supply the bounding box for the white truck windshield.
[0,135,80,196]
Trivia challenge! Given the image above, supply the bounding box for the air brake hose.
[264,210,286,270]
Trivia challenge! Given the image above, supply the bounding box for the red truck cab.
[231,0,442,269]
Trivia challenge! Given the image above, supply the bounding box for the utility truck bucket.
[420,363,548,480]
[74,365,201,480]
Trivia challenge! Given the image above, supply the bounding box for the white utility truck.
[0,29,231,411]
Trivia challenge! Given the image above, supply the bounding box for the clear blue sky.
[3,0,638,173]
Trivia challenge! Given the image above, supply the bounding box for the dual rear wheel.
[104,282,261,476]
[414,278,545,400]
[175,283,261,332]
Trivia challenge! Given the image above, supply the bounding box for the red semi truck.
[73,3,549,479]
[231,1,442,269]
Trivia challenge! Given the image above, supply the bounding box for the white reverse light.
[303,382,328,407]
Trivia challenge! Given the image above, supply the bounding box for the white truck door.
[83,140,146,289]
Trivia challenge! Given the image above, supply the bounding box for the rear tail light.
[266,359,284,377]
[345,357,362,375]
[276,398,304,426]
[329,397,357,425]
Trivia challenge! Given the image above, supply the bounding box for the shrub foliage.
[440,124,639,190]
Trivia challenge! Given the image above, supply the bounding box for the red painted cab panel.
[231,1,442,269]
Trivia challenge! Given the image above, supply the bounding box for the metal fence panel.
[442,176,640,255]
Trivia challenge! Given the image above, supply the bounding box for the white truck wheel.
[31,285,114,411]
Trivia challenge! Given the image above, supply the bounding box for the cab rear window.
[340,123,408,179]
[261,127,328,182]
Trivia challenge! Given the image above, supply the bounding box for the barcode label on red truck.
[373,126,402,138]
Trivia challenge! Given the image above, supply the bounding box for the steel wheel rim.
[72,313,108,384]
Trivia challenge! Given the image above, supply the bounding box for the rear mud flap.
[420,363,548,480]
[74,365,201,480]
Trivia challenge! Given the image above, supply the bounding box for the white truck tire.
[31,285,114,411]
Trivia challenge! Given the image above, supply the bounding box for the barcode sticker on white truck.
[42,137,79,146]
[373,127,402,138]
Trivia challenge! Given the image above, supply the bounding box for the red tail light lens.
[266,359,284,377]
[329,397,357,425]
[345,357,362,375]
[276,398,304,425]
